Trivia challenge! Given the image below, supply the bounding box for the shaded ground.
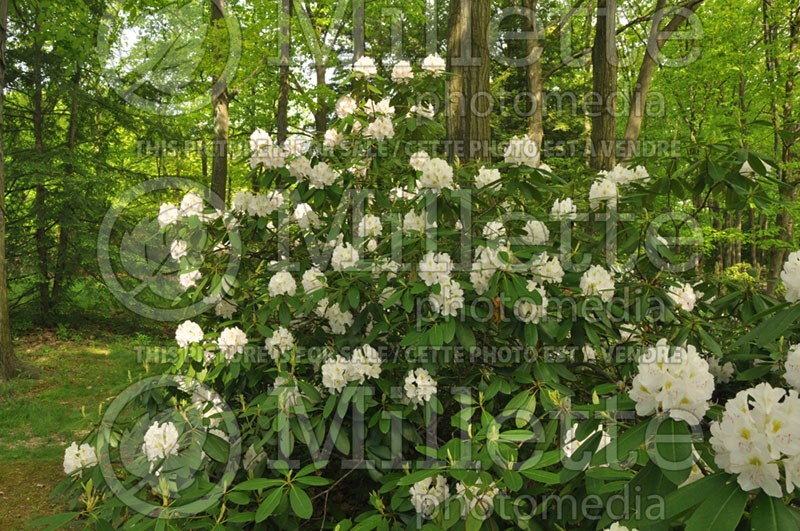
[0,326,168,529]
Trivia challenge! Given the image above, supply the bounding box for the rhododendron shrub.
[49,60,800,530]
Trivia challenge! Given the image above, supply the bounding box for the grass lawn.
[0,324,169,529]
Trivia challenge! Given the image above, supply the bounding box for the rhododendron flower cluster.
[409,475,449,516]
[668,282,697,312]
[63,442,98,476]
[630,339,714,423]
[580,265,616,302]
[710,383,800,497]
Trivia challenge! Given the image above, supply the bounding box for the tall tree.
[211,0,229,201]
[524,0,544,149]
[767,4,800,293]
[621,0,704,160]
[590,0,617,170]
[277,0,292,144]
[0,0,18,380]
[446,0,492,161]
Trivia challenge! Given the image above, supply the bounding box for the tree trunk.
[277,0,292,144]
[314,63,327,134]
[766,9,799,296]
[446,0,492,162]
[32,20,50,320]
[524,0,543,148]
[590,0,617,170]
[621,0,704,160]
[211,0,229,202]
[353,0,365,61]
[0,0,18,380]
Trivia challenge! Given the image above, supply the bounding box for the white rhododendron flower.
[321,345,382,392]
[483,221,506,241]
[409,103,435,120]
[551,197,577,220]
[301,267,326,293]
[630,339,714,423]
[580,265,615,302]
[347,345,383,382]
[429,279,464,317]
[232,190,254,213]
[364,98,395,116]
[180,192,204,217]
[418,251,453,286]
[249,128,272,150]
[786,344,800,391]
[710,383,800,497]
[522,220,549,246]
[288,155,313,180]
[170,239,188,261]
[269,271,297,297]
[456,480,500,519]
[308,161,339,189]
[323,128,345,149]
[321,355,350,393]
[404,368,437,406]
[63,442,98,475]
[418,157,455,193]
[409,475,449,516]
[403,210,436,233]
[708,356,735,384]
[142,421,180,463]
[265,326,295,361]
[158,202,180,227]
[391,60,414,82]
[589,177,618,209]
[421,53,445,76]
[357,214,383,238]
[668,282,697,312]
[475,166,501,188]
[331,242,360,271]
[217,326,247,361]
[352,55,377,77]
[604,524,637,531]
[179,270,202,290]
[324,302,354,335]
[293,203,321,229]
[365,116,395,141]
[335,95,358,118]
[284,135,310,155]
[247,191,284,217]
[514,281,548,324]
[504,135,540,167]
[410,151,430,171]
[175,320,204,348]
[781,251,800,303]
[215,299,236,319]
[533,253,565,284]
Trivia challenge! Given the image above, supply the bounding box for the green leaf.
[663,472,728,519]
[234,478,284,491]
[27,512,80,531]
[750,491,797,531]
[647,418,693,485]
[455,323,476,349]
[684,479,747,531]
[255,488,283,522]
[695,325,722,357]
[289,486,313,519]
[733,304,800,349]
[397,468,445,486]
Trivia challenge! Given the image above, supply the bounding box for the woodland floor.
[0,325,168,529]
